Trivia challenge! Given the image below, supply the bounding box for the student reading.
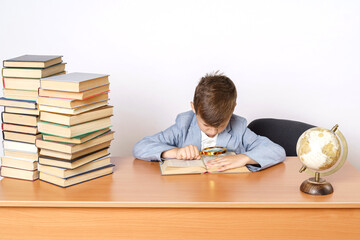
[133,72,286,172]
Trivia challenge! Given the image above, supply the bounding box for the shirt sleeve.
[242,127,286,172]
[132,123,182,161]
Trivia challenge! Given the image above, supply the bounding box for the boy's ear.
[190,102,196,113]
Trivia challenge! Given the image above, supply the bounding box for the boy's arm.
[207,127,286,172]
[132,124,181,161]
[241,127,286,171]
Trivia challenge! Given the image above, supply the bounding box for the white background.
[1,0,359,170]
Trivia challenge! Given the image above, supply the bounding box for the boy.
[133,72,285,172]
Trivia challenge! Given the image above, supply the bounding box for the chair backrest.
[247,118,315,156]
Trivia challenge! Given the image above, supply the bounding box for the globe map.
[297,128,341,171]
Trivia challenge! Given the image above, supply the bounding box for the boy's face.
[191,102,231,138]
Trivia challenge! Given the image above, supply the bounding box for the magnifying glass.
[200,146,227,155]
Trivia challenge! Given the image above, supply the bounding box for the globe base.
[300,177,334,195]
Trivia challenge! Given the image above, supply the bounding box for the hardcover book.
[4,106,39,116]
[40,72,109,92]
[38,156,111,178]
[39,164,114,187]
[38,100,108,115]
[37,93,109,108]
[2,123,38,134]
[2,112,38,127]
[1,156,38,171]
[39,148,110,169]
[2,72,65,90]
[39,106,113,126]
[160,152,250,175]
[35,131,114,154]
[3,149,39,161]
[1,166,39,181]
[39,84,110,100]
[3,55,62,68]
[39,141,111,160]
[3,140,38,153]
[42,128,110,144]
[37,117,111,138]
[3,89,39,101]
[0,97,37,109]
[2,63,66,78]
[3,131,41,144]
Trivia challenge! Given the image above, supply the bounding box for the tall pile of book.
[0,55,66,180]
[36,72,114,187]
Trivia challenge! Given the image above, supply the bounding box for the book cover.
[4,54,62,63]
[40,72,109,92]
[41,72,109,83]
[3,55,62,68]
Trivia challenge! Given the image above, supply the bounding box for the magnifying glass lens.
[204,147,225,153]
[200,146,227,155]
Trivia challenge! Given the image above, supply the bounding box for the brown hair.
[193,71,237,127]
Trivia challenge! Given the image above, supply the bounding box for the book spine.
[1,111,4,123]
[1,122,3,131]
[2,77,5,88]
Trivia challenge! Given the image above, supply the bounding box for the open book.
[159,152,250,175]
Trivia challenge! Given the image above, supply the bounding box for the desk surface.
[1,157,360,208]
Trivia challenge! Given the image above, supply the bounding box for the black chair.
[247,118,316,156]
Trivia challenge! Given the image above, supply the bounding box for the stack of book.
[0,55,66,180]
[36,72,114,187]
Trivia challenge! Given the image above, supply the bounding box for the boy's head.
[191,72,237,137]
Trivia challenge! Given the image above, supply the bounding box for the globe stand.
[300,172,334,195]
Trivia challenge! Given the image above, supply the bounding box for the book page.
[159,159,205,175]
[162,159,204,168]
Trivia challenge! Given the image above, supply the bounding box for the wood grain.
[0,157,360,239]
[1,157,360,208]
[0,208,359,240]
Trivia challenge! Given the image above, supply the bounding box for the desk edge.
[0,201,360,208]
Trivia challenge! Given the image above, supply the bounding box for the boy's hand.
[205,154,257,171]
[176,145,201,160]
[161,145,201,160]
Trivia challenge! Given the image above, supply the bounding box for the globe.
[296,124,348,195]
[297,127,341,171]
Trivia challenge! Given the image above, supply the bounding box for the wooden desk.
[0,157,360,239]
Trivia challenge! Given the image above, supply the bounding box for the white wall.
[1,0,359,170]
